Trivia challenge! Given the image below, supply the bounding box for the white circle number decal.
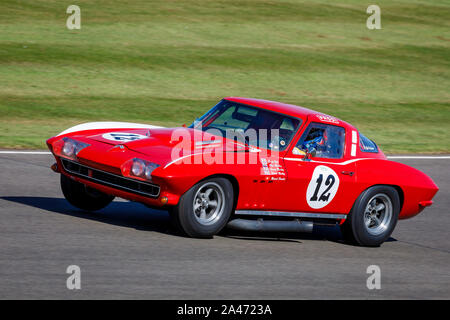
[102,132,147,142]
[306,165,340,209]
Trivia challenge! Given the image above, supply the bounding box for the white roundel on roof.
[102,132,148,142]
[306,165,340,209]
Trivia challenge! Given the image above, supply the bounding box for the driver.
[301,129,328,154]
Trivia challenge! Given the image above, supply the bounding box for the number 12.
[310,174,335,202]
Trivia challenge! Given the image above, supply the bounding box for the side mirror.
[191,118,201,128]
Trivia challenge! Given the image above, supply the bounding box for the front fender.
[152,152,262,207]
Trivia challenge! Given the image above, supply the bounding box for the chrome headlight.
[144,163,159,180]
[59,137,90,158]
[129,158,160,181]
[131,159,146,176]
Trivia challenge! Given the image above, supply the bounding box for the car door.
[280,121,357,214]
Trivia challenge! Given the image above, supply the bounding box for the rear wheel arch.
[391,185,404,212]
[342,184,401,246]
[348,184,403,214]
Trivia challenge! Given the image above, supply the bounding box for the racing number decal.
[102,132,147,142]
[309,174,335,202]
[306,165,340,209]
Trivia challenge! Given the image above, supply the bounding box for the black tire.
[170,177,234,238]
[340,185,400,247]
[60,174,114,211]
[168,206,186,236]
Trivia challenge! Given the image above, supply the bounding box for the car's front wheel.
[169,177,234,238]
[341,185,400,247]
[60,174,114,211]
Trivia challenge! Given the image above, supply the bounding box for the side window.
[359,132,378,153]
[295,123,346,159]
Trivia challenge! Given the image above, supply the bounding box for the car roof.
[222,97,384,158]
[224,97,344,122]
[224,97,352,128]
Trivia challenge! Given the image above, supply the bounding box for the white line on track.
[0,151,449,160]
[387,156,450,159]
[0,151,51,154]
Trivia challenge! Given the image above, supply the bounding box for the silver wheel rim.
[193,182,225,226]
[364,193,393,236]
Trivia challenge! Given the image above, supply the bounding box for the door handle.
[341,171,354,176]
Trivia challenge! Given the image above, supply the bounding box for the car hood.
[86,127,250,166]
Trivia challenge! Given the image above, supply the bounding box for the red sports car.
[46,97,438,246]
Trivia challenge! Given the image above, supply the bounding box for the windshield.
[189,100,301,150]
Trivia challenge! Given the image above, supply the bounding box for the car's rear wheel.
[60,174,114,211]
[341,185,400,247]
[170,177,234,238]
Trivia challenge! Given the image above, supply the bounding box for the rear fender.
[355,159,438,219]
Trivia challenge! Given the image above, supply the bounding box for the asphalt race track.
[0,153,449,299]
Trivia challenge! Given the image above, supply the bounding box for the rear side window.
[359,133,378,153]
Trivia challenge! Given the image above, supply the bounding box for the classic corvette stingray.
[46,97,438,246]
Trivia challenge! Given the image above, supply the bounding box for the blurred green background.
[0,0,449,152]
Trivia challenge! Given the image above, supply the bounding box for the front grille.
[61,159,160,198]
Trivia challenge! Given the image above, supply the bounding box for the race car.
[46,97,439,246]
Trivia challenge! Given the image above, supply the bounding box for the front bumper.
[61,158,160,198]
[54,157,179,208]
